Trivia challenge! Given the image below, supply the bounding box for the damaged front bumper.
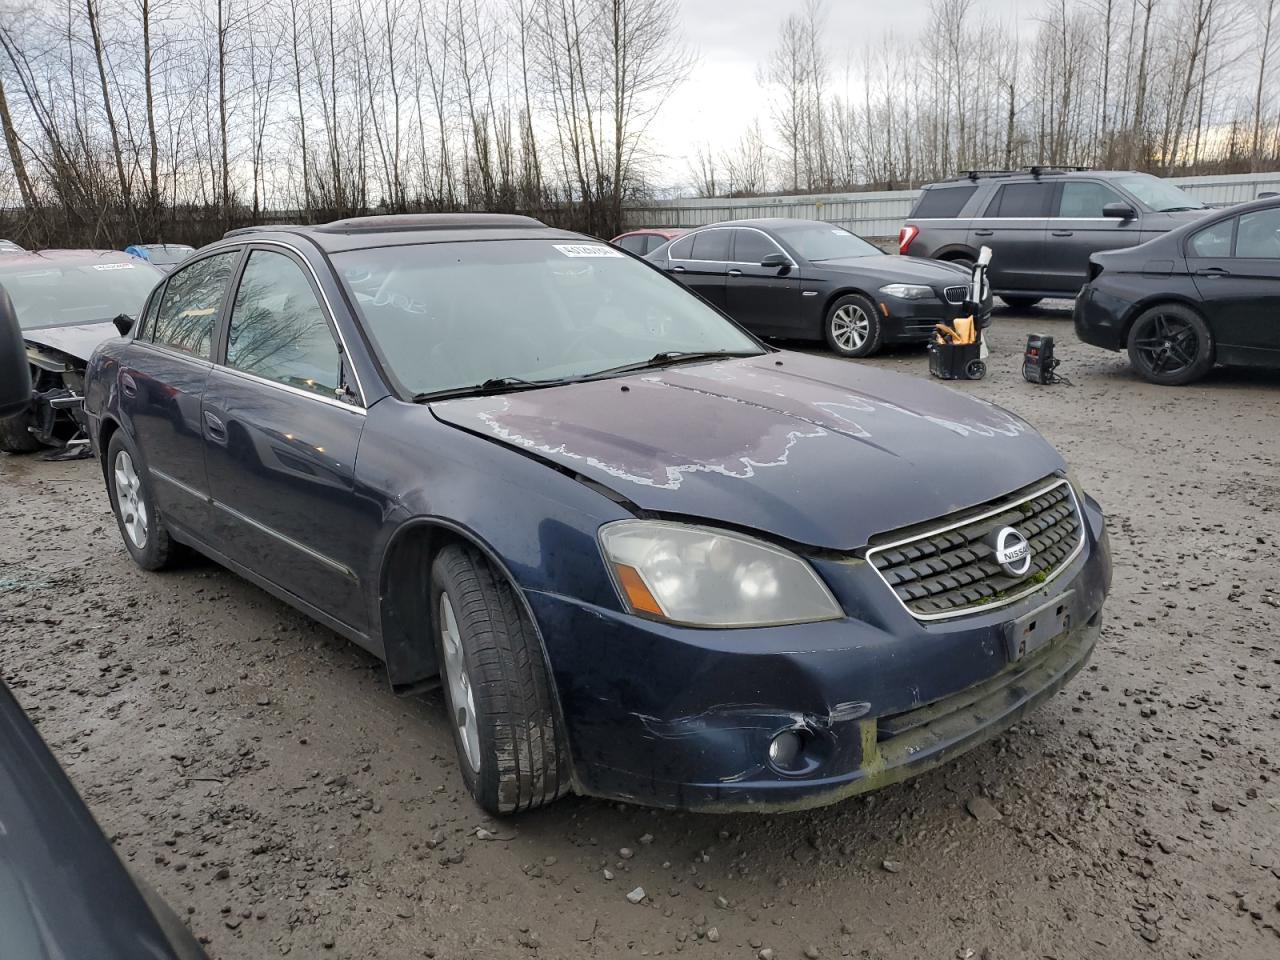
[529,495,1110,812]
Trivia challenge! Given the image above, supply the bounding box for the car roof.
[0,249,138,269]
[222,213,587,253]
[678,218,836,231]
[926,168,1140,188]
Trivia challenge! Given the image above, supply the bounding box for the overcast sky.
[649,0,1031,184]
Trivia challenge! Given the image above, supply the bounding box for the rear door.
[1189,208,1280,362]
[664,229,729,308]
[968,181,1053,292]
[122,248,241,535]
[723,228,801,335]
[1042,179,1143,293]
[201,246,372,631]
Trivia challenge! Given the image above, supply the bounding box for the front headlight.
[599,520,842,627]
[878,283,935,300]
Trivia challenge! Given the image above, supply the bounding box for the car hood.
[1141,209,1212,232]
[816,255,971,284]
[430,353,1064,550]
[22,321,118,363]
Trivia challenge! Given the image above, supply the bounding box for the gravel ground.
[2,302,1279,960]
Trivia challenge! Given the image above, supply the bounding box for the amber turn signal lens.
[613,563,665,617]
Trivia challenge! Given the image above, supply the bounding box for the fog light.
[768,731,802,769]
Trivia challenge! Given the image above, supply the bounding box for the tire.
[1126,303,1214,386]
[105,430,175,570]
[824,293,883,358]
[965,359,987,380]
[1001,296,1042,310]
[945,255,976,271]
[0,409,41,453]
[430,543,570,815]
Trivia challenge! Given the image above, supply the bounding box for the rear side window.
[1188,219,1235,258]
[912,185,977,218]
[690,230,731,262]
[644,235,668,254]
[668,235,694,260]
[226,249,342,397]
[616,235,647,255]
[984,182,1053,218]
[1235,208,1280,258]
[1057,181,1125,218]
[135,287,163,342]
[152,251,239,359]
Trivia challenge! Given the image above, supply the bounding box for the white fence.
[625,171,1280,238]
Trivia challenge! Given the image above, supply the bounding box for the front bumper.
[531,494,1110,812]
[880,295,994,344]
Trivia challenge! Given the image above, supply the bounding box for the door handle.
[1196,266,1230,277]
[120,372,137,398]
[670,265,685,273]
[727,268,743,276]
[1051,230,1074,237]
[974,229,994,237]
[203,410,227,443]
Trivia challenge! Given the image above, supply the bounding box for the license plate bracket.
[1003,591,1074,662]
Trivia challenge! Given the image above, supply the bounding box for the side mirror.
[1103,202,1136,220]
[760,253,790,269]
[112,313,134,337]
[0,285,31,419]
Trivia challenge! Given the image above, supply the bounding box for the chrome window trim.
[133,339,215,368]
[864,477,1087,623]
[217,364,367,415]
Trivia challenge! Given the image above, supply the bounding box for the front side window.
[690,230,731,262]
[334,239,762,397]
[985,182,1053,218]
[226,250,343,397]
[733,229,781,264]
[153,251,240,358]
[1058,181,1125,218]
[1188,219,1235,258]
[1235,208,1280,258]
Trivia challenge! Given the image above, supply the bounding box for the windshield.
[0,260,161,330]
[1115,175,1205,212]
[770,223,883,261]
[335,239,763,397]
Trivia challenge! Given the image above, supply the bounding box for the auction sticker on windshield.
[91,262,137,270]
[554,244,624,258]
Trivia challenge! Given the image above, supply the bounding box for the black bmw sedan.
[1074,194,1280,384]
[84,214,1109,815]
[645,218,991,357]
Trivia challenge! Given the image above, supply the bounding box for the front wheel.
[824,294,883,358]
[1126,303,1214,385]
[431,544,570,815]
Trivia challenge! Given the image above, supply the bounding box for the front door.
[121,249,242,535]
[968,181,1053,292]
[723,228,802,336]
[1041,180,1143,293]
[202,246,372,631]
[1190,207,1280,363]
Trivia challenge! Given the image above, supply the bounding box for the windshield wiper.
[412,376,569,403]
[586,349,763,380]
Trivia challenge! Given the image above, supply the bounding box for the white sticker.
[92,262,136,270]
[553,243,623,258]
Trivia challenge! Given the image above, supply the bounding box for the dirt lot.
[2,304,1278,960]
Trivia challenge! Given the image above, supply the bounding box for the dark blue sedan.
[84,214,1111,814]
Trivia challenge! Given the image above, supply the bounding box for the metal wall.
[625,171,1280,238]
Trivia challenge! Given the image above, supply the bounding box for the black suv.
[899,168,1210,308]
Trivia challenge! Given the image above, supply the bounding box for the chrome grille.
[943,285,970,304]
[866,478,1084,620]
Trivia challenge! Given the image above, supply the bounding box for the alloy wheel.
[113,450,149,549]
[1131,312,1199,377]
[831,303,870,351]
[439,591,481,774]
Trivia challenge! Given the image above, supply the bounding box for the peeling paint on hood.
[430,352,1065,550]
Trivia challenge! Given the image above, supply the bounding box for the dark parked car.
[84,214,1110,815]
[610,228,685,255]
[646,218,990,357]
[1074,194,1280,385]
[0,250,161,453]
[126,243,196,272]
[900,168,1210,307]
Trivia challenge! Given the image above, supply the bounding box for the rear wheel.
[0,409,41,453]
[1126,303,1214,386]
[106,431,175,570]
[824,294,882,358]
[1001,296,1042,310]
[431,544,569,815]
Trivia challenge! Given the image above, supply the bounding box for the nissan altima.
[84,214,1111,814]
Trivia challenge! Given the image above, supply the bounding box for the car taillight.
[898,224,919,255]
